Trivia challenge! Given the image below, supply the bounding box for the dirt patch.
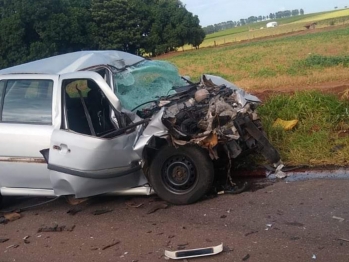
[251,81,349,101]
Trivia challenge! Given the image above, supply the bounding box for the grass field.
[182,9,349,50]
[258,91,349,166]
[294,9,349,23]
[205,10,334,40]
[164,26,349,90]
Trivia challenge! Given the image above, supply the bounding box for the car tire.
[149,145,214,205]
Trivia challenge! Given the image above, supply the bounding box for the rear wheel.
[149,145,214,205]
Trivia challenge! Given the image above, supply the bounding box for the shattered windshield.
[113,60,187,111]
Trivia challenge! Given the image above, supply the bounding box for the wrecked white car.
[0,51,281,205]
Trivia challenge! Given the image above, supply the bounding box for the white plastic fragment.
[275,164,287,179]
[332,216,345,222]
[312,254,316,259]
[165,243,223,260]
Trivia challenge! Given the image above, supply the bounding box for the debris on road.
[101,240,120,250]
[92,209,113,215]
[65,196,89,205]
[165,243,223,260]
[0,212,22,224]
[337,238,349,242]
[244,231,258,237]
[0,238,9,243]
[218,182,249,195]
[265,223,273,230]
[312,254,317,260]
[242,254,251,261]
[285,221,304,227]
[67,208,82,216]
[223,245,234,253]
[4,212,22,221]
[146,203,169,214]
[274,164,287,179]
[23,236,30,244]
[6,244,19,249]
[332,216,345,222]
[290,236,300,241]
[37,224,75,233]
[125,201,144,208]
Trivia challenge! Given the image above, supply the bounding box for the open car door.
[47,72,147,198]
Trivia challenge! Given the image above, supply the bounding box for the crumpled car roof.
[0,51,145,75]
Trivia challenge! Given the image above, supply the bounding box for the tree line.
[203,9,305,35]
[0,0,205,69]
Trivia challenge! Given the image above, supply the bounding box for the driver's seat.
[86,80,109,135]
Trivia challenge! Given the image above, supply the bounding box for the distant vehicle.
[266,22,278,28]
[0,51,281,205]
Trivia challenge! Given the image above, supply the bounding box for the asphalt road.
[1,177,349,262]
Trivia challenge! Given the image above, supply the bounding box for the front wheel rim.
[162,155,198,193]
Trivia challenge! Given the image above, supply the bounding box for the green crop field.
[182,10,349,51]
[164,26,349,90]
[293,9,349,23]
[205,10,333,40]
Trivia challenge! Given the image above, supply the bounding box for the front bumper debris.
[165,243,223,260]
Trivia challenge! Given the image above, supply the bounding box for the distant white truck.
[266,21,278,28]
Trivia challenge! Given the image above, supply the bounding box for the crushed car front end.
[114,60,282,204]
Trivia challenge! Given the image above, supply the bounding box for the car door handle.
[53,144,71,153]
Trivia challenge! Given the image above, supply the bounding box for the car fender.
[133,108,168,158]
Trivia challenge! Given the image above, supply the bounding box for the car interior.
[63,68,116,137]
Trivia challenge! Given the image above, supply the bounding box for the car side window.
[1,79,53,124]
[63,79,115,137]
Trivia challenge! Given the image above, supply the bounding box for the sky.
[181,0,349,26]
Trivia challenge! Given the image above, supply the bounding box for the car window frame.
[61,77,117,136]
[0,79,54,125]
[0,80,7,122]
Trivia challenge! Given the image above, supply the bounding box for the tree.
[300,8,304,15]
[91,0,144,54]
[292,9,299,16]
[138,0,205,55]
[0,0,95,68]
[247,16,257,23]
[283,10,291,17]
